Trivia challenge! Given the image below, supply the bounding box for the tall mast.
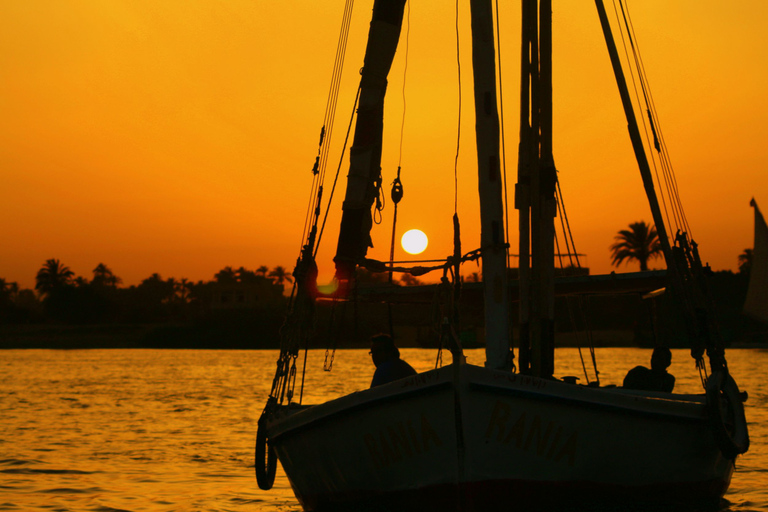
[516,0,536,375]
[469,0,511,370]
[334,0,408,282]
[518,0,555,378]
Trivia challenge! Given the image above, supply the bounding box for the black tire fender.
[255,415,277,490]
[706,370,749,459]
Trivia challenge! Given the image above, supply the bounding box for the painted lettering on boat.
[364,414,442,469]
[493,372,547,390]
[401,371,440,388]
[484,400,577,467]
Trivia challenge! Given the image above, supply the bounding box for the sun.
[401,229,428,255]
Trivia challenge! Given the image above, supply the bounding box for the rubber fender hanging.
[706,370,749,459]
[255,420,277,490]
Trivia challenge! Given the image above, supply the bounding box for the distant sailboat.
[743,198,768,323]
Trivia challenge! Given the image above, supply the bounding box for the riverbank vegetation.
[1,258,764,349]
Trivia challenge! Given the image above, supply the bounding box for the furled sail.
[743,198,768,323]
[334,0,408,282]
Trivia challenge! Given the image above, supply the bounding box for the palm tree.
[35,259,75,296]
[0,279,18,303]
[92,263,121,288]
[256,265,269,277]
[268,266,293,286]
[214,266,237,284]
[236,266,259,284]
[610,221,663,272]
[176,277,192,303]
[738,248,753,275]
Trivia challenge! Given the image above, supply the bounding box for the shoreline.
[2,324,766,350]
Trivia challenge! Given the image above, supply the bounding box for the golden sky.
[2,1,767,291]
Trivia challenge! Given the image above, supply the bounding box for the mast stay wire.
[316,87,361,260]
[453,0,462,215]
[389,0,410,283]
[555,187,599,385]
[615,1,685,236]
[299,0,356,256]
[620,0,692,237]
[494,0,511,268]
[610,0,690,240]
[609,0,674,237]
[274,1,355,406]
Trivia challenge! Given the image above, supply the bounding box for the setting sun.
[401,229,428,255]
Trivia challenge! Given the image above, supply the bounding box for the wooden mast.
[469,0,510,370]
[518,0,555,378]
[534,0,556,379]
[516,0,536,375]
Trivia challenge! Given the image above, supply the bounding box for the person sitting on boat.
[623,346,675,393]
[369,333,417,388]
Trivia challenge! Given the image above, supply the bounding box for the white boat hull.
[266,364,733,511]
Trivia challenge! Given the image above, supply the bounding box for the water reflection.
[0,348,764,511]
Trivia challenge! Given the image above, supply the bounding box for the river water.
[1,348,765,511]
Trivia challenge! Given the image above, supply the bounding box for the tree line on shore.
[0,260,296,325]
[0,220,755,331]
[0,258,426,327]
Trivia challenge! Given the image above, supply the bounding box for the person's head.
[370,333,399,367]
[650,346,672,372]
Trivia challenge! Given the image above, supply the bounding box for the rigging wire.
[494,0,512,269]
[619,1,685,234]
[315,87,360,259]
[610,0,674,236]
[274,0,355,408]
[389,1,410,283]
[611,0,693,243]
[398,1,410,169]
[453,0,462,214]
[300,0,356,256]
[615,1,683,235]
[621,0,692,237]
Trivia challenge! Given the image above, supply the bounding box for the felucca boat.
[255,1,749,510]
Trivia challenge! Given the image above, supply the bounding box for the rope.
[620,0,691,237]
[453,0,462,214]
[300,0,356,257]
[612,0,694,242]
[554,175,600,383]
[495,0,511,269]
[556,179,581,268]
[315,87,361,259]
[610,0,674,236]
[398,1,410,169]
[273,1,356,409]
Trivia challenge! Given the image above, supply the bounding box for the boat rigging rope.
[610,0,691,240]
[269,1,356,411]
[453,0,462,215]
[619,0,691,238]
[316,86,360,259]
[494,0,512,270]
[300,0,356,258]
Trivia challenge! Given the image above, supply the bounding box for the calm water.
[1,348,765,511]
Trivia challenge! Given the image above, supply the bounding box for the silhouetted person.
[623,346,675,393]
[369,333,417,388]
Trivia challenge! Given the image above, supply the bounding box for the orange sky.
[2,1,767,291]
